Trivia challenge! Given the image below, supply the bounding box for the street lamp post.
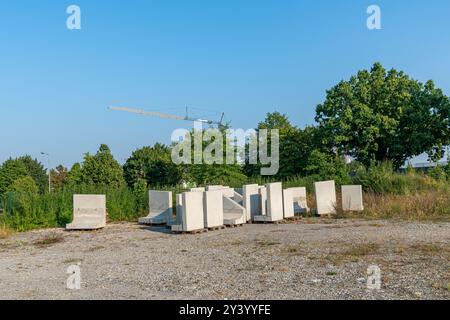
[41,152,51,193]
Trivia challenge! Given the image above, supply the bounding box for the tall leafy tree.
[80,144,125,187]
[0,159,28,193]
[315,63,450,168]
[123,143,183,187]
[50,165,69,191]
[17,156,48,193]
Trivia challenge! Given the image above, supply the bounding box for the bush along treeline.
[1,63,449,231]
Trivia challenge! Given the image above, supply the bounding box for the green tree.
[245,112,321,179]
[50,165,68,191]
[80,144,125,187]
[66,163,83,187]
[124,143,183,187]
[17,156,48,193]
[315,63,450,168]
[8,176,39,193]
[0,159,28,194]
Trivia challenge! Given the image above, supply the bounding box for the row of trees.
[1,63,449,194]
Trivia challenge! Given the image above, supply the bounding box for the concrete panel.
[206,185,223,191]
[283,189,295,218]
[222,187,235,198]
[190,187,205,192]
[223,196,246,225]
[168,194,184,226]
[139,191,172,225]
[266,182,284,221]
[342,185,364,211]
[288,187,310,214]
[254,183,284,222]
[258,186,267,216]
[243,184,260,221]
[314,180,337,215]
[203,190,224,228]
[66,195,106,230]
[233,191,243,205]
[171,192,205,232]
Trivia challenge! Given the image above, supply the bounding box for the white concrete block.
[233,191,243,205]
[139,191,172,225]
[171,191,205,232]
[223,196,246,225]
[243,184,260,221]
[314,180,337,215]
[258,186,267,216]
[203,190,224,228]
[206,185,223,191]
[283,189,295,218]
[254,183,284,222]
[342,185,364,211]
[66,195,106,230]
[190,187,205,192]
[222,187,235,198]
[288,187,310,214]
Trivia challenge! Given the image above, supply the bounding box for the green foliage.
[9,176,39,193]
[123,143,183,187]
[316,63,450,169]
[0,185,149,232]
[79,144,125,187]
[0,159,28,194]
[50,165,68,191]
[428,165,447,181]
[66,163,82,186]
[352,162,444,194]
[17,156,48,194]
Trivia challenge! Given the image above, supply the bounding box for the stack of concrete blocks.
[66,195,107,230]
[288,187,310,214]
[253,183,284,223]
[171,192,205,232]
[203,190,224,229]
[314,180,337,215]
[138,191,173,225]
[342,185,364,211]
[243,184,261,222]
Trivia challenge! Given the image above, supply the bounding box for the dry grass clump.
[33,232,65,247]
[362,190,450,221]
[0,224,14,239]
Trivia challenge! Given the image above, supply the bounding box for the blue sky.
[1,0,449,168]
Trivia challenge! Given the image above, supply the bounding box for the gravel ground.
[0,219,449,300]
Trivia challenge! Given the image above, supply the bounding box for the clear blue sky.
[1,0,449,168]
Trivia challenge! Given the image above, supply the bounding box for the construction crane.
[108,106,227,128]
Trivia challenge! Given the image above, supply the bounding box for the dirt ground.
[0,219,449,300]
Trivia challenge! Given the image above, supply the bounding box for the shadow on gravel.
[140,226,173,235]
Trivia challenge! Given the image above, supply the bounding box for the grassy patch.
[33,233,64,247]
[342,243,380,257]
[255,239,281,247]
[63,258,83,264]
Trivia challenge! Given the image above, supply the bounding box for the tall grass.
[0,185,149,232]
